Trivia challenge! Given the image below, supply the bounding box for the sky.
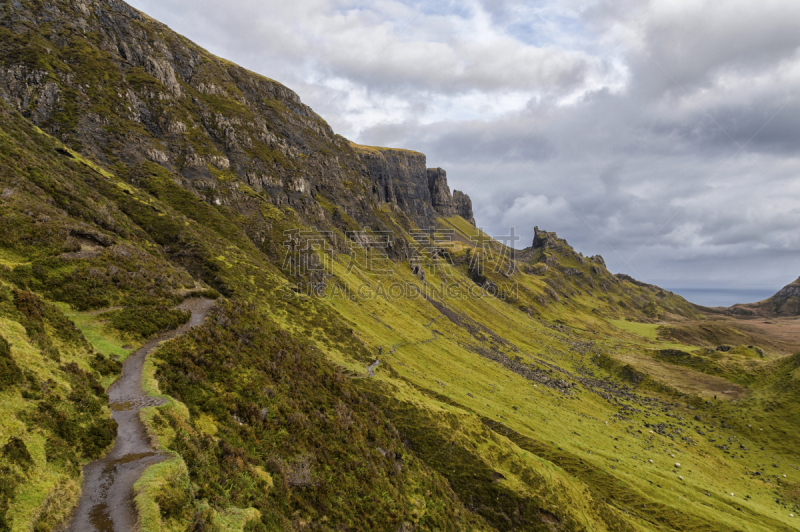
[129,0,800,298]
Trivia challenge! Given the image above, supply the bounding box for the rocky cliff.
[351,144,437,225]
[427,167,455,218]
[350,146,475,227]
[423,168,475,224]
[452,190,476,225]
[0,0,474,233]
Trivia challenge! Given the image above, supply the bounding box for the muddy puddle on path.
[69,298,215,532]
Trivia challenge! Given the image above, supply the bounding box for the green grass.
[0,249,31,269]
[610,319,698,350]
[611,319,661,340]
[56,304,136,361]
[134,452,193,532]
[0,302,117,531]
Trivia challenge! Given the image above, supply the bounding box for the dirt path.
[353,315,443,378]
[68,298,215,532]
[365,359,380,377]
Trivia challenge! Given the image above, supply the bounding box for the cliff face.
[424,168,475,224]
[351,145,438,226]
[452,190,475,225]
[352,147,476,227]
[0,0,475,232]
[427,167,456,218]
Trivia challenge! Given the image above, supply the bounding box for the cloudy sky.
[131,0,800,301]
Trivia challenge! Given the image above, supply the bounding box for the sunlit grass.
[312,216,800,530]
[55,303,136,360]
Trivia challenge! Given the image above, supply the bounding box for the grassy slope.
[312,216,800,531]
[0,102,489,530]
[0,2,797,529]
[0,285,120,532]
[1,87,798,531]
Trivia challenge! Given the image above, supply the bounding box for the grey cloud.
[629,1,800,94]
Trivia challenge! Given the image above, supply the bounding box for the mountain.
[1,1,799,531]
[726,277,800,317]
[0,0,473,244]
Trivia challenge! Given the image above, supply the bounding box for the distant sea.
[665,288,777,308]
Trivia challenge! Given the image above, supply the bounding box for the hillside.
[726,277,800,317]
[1,1,799,531]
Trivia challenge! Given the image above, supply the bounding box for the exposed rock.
[774,280,800,301]
[69,228,116,247]
[427,168,457,218]
[412,264,426,282]
[527,263,548,275]
[353,146,435,225]
[453,190,475,225]
[352,147,475,227]
[144,56,182,97]
[532,227,561,250]
[0,66,60,125]
[146,148,170,165]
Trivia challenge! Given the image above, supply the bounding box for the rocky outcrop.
[532,227,563,250]
[425,169,476,225]
[353,146,437,225]
[453,190,475,225]
[515,226,578,264]
[352,147,476,227]
[427,168,456,218]
[590,255,606,268]
[774,278,800,301]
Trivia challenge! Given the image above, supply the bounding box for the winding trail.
[354,315,444,378]
[366,359,380,377]
[69,298,215,532]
